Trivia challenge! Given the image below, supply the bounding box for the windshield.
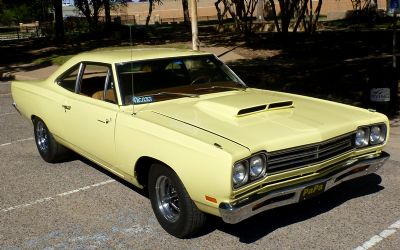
[116,55,246,105]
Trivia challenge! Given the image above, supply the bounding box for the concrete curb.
[12,65,59,81]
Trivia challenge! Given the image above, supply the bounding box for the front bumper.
[219,151,390,224]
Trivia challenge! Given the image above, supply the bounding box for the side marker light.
[205,196,217,203]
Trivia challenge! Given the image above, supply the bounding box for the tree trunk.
[93,0,102,32]
[190,0,199,50]
[215,0,224,29]
[278,0,290,34]
[74,0,105,33]
[268,0,280,32]
[222,0,240,31]
[104,0,112,35]
[52,0,64,39]
[293,0,309,33]
[310,0,322,34]
[182,0,190,27]
[236,0,245,20]
[146,0,153,26]
[244,0,259,34]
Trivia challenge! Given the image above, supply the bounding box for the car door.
[61,62,119,167]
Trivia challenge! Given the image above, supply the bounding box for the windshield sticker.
[133,96,154,104]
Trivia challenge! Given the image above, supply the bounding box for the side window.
[58,64,80,92]
[80,64,117,104]
[104,73,116,104]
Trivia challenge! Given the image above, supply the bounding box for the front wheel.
[148,163,207,238]
[33,118,69,163]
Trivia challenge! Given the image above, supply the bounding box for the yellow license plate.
[300,182,326,201]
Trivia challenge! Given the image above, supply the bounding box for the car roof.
[48,48,215,81]
[75,48,213,64]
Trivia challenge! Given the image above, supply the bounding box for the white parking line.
[1,180,116,213]
[0,112,17,117]
[354,219,400,249]
[0,93,11,96]
[0,137,34,147]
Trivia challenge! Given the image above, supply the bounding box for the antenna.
[129,24,135,115]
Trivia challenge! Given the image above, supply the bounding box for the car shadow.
[67,153,383,242]
[202,174,383,243]
[70,153,149,198]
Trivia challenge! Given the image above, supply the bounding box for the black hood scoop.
[237,101,294,116]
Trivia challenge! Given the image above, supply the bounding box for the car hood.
[139,89,386,153]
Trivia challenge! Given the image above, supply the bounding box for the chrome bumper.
[219,152,390,224]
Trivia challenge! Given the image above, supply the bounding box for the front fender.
[115,111,249,212]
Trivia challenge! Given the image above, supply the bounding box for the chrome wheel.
[149,164,207,238]
[155,175,180,222]
[35,120,49,153]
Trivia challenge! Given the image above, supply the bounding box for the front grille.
[267,133,355,173]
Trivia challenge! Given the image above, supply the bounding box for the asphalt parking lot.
[1,80,400,249]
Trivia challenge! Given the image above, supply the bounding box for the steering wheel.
[190,76,211,85]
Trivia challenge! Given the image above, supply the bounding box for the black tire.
[148,163,207,238]
[33,118,69,163]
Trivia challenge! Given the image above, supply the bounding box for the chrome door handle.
[62,105,71,111]
[97,118,112,124]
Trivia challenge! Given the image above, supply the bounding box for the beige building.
[319,0,387,20]
[111,0,217,24]
[108,0,388,24]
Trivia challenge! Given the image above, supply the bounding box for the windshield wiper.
[153,92,199,98]
[195,85,247,91]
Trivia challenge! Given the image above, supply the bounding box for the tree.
[52,0,64,39]
[349,0,378,24]
[75,0,103,32]
[145,0,162,26]
[31,0,53,21]
[74,0,127,33]
[266,0,323,34]
[214,0,325,34]
[0,0,53,25]
[105,1,127,32]
[293,0,322,34]
[266,0,301,35]
[104,0,112,34]
[182,0,190,27]
[350,0,378,12]
[214,0,259,33]
[215,0,236,30]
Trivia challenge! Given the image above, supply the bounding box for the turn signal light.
[205,196,217,203]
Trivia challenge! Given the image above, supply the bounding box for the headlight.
[232,162,248,187]
[355,124,387,148]
[370,125,386,145]
[355,128,369,147]
[249,155,266,179]
[233,153,267,189]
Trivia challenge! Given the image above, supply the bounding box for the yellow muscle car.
[11,48,390,238]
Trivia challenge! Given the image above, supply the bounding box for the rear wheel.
[148,163,207,238]
[33,118,69,163]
